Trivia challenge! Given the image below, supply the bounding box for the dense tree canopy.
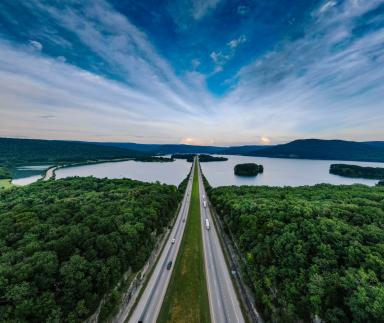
[0,177,183,322]
[171,154,227,162]
[0,165,11,179]
[234,163,264,176]
[330,164,384,179]
[135,156,174,162]
[208,184,384,322]
[252,139,384,162]
[0,138,145,167]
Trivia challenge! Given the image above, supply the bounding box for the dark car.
[166,260,172,270]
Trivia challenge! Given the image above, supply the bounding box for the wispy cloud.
[227,35,247,49]
[191,0,221,20]
[0,0,383,145]
[221,0,384,141]
[28,40,43,51]
[210,35,247,72]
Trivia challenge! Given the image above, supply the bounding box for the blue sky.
[0,0,383,145]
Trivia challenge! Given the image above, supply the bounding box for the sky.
[0,0,383,146]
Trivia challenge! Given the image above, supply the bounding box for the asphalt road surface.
[197,160,246,323]
[128,161,195,323]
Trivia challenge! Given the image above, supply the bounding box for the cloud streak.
[0,0,383,145]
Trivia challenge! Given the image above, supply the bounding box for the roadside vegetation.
[234,163,264,176]
[330,163,384,179]
[0,177,182,322]
[158,164,211,323]
[208,184,384,322]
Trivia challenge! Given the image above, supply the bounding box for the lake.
[12,156,383,187]
[200,155,382,187]
[55,159,192,186]
[12,165,52,185]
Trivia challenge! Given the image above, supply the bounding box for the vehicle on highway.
[205,218,210,230]
[203,194,205,199]
[166,260,173,270]
[203,200,207,208]
[171,238,176,244]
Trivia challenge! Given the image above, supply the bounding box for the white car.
[171,238,176,244]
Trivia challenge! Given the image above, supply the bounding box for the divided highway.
[128,161,195,323]
[197,160,246,323]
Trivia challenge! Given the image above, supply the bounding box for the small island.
[329,164,384,179]
[172,154,228,162]
[234,163,264,176]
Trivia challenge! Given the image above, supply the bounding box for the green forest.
[172,154,227,162]
[207,183,384,322]
[0,165,11,179]
[330,164,384,179]
[234,163,264,176]
[0,176,184,322]
[0,138,145,168]
[135,156,174,162]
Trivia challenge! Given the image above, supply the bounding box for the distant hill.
[94,142,162,152]
[250,139,384,162]
[219,145,268,155]
[97,142,225,155]
[0,138,144,166]
[364,141,384,148]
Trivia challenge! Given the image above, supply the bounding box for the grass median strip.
[157,163,211,323]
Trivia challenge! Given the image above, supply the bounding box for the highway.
[128,160,195,323]
[197,160,246,323]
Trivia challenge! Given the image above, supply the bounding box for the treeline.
[251,139,384,162]
[208,184,384,322]
[0,138,145,167]
[330,164,384,179]
[234,163,263,176]
[178,165,193,193]
[135,156,174,162]
[172,154,228,162]
[0,165,11,179]
[0,177,182,322]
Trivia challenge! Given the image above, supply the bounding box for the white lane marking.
[130,164,195,323]
[199,169,244,323]
[198,169,217,323]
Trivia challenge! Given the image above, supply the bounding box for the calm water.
[200,155,382,187]
[12,165,52,185]
[55,159,192,186]
[13,156,383,187]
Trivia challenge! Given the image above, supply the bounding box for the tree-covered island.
[171,154,228,162]
[330,163,384,179]
[234,163,264,176]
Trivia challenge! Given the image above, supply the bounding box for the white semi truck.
[203,200,207,208]
[205,218,210,230]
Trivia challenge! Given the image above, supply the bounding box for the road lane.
[127,161,195,323]
[197,160,245,323]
